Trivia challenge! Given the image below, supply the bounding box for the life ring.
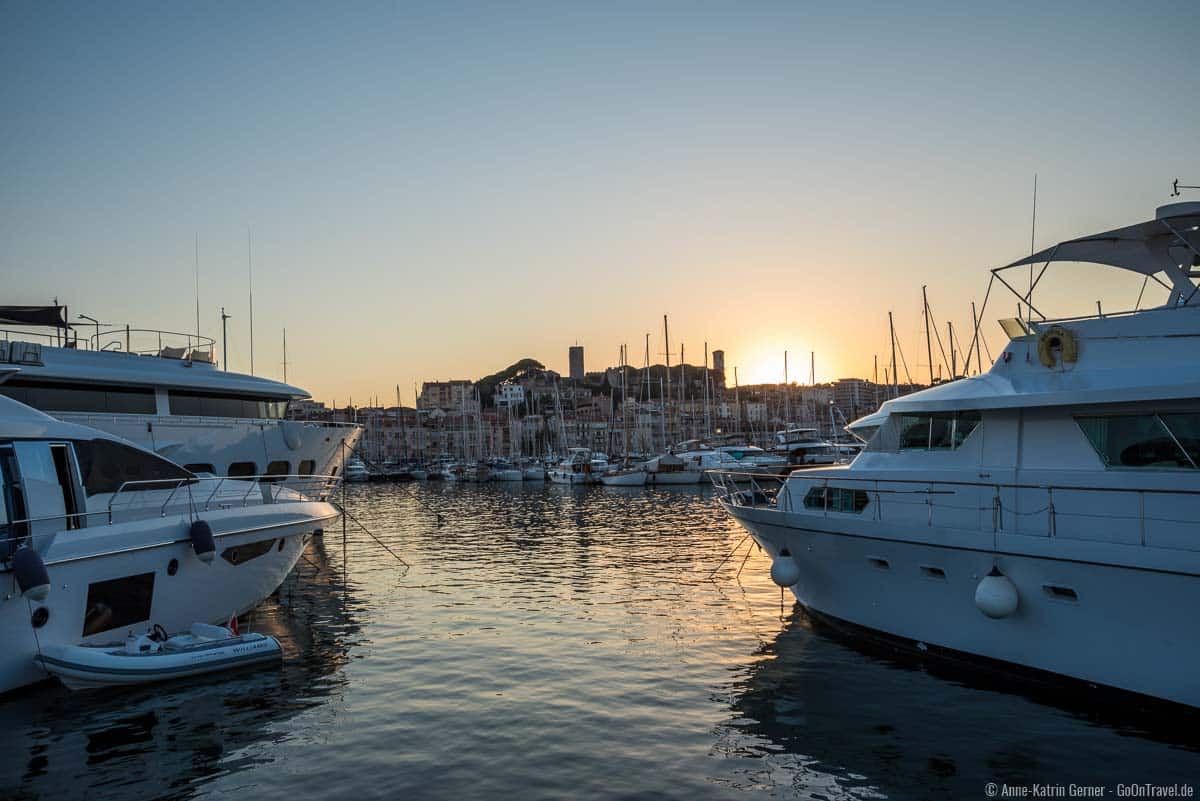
[1037,325,1078,368]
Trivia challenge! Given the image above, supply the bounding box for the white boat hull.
[0,502,335,695]
[727,502,1200,708]
[491,469,523,482]
[56,412,362,486]
[522,468,546,481]
[599,471,647,486]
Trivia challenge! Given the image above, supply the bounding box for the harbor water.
[2,482,1198,800]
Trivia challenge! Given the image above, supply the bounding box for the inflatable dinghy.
[38,623,282,690]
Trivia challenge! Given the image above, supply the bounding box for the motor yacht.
[0,393,339,695]
[771,428,837,467]
[0,311,362,484]
[715,200,1200,707]
[548,448,599,484]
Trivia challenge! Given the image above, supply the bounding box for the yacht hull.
[646,470,703,485]
[0,503,336,695]
[54,412,362,484]
[727,503,1200,708]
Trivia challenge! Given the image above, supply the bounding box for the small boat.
[38,623,282,690]
[599,467,647,486]
[489,460,523,482]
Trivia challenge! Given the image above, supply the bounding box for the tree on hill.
[475,358,545,407]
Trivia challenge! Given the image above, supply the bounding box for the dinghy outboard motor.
[13,547,50,602]
[190,520,216,564]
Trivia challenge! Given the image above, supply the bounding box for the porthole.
[31,607,49,628]
[167,558,179,576]
[277,538,285,552]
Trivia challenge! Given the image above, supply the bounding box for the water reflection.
[3,482,1198,801]
[0,536,364,801]
[725,607,1200,798]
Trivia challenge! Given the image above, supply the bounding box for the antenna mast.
[922,286,934,385]
[194,234,201,343]
[220,307,231,371]
[248,229,255,375]
[282,328,288,383]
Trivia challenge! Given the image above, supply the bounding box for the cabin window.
[0,380,155,414]
[0,447,28,552]
[803,486,870,513]
[82,572,155,636]
[183,463,216,475]
[228,461,257,477]
[73,438,195,496]
[168,391,288,419]
[221,538,277,565]
[49,444,81,529]
[1076,413,1200,469]
[298,459,316,475]
[263,460,290,482]
[897,411,980,451]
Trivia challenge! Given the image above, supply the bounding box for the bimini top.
[998,202,1200,302]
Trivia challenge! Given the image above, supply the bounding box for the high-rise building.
[711,349,726,389]
[569,346,585,381]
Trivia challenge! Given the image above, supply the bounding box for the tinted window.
[73,439,195,496]
[228,462,257,477]
[898,412,979,450]
[82,572,155,636]
[183,463,216,474]
[221,539,276,565]
[168,391,289,419]
[803,487,869,513]
[298,459,316,475]
[1077,414,1194,468]
[0,380,154,414]
[263,460,290,483]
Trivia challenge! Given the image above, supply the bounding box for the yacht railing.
[0,325,216,362]
[0,474,340,556]
[709,470,1200,549]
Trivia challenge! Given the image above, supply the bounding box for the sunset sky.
[3,1,1197,404]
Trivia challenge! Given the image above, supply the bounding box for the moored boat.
[38,623,282,690]
[715,200,1200,708]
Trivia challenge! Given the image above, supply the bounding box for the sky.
[2,1,1198,404]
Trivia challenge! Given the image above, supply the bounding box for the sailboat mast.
[783,351,790,427]
[889,311,898,399]
[923,285,934,385]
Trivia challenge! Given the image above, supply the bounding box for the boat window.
[262,460,290,482]
[168,391,288,419]
[49,444,81,530]
[0,447,28,553]
[221,538,277,565]
[82,572,155,637]
[898,412,979,451]
[0,380,156,414]
[73,438,196,496]
[228,461,257,477]
[183,463,216,475]
[1076,414,1195,468]
[802,486,869,513]
[298,459,316,475]
[1158,413,1200,466]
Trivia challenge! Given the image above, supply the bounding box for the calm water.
[2,482,1198,800]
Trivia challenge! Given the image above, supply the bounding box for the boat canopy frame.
[990,203,1200,322]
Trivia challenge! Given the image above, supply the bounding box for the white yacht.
[343,457,370,483]
[772,427,837,467]
[0,312,362,483]
[548,448,599,484]
[0,393,339,694]
[716,201,1200,707]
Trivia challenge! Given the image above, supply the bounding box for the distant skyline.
[3,1,1198,404]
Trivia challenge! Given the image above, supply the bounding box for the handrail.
[708,468,1200,550]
